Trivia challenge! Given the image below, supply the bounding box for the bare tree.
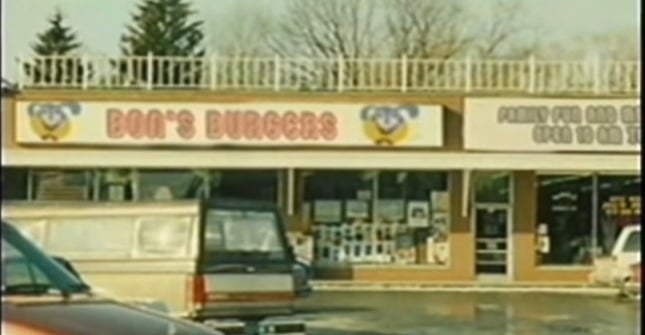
[205,3,277,87]
[209,3,275,57]
[268,0,381,58]
[583,29,640,60]
[466,0,542,59]
[535,28,639,60]
[260,0,544,89]
[384,0,470,59]
[266,0,383,89]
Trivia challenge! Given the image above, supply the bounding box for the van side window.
[623,231,640,252]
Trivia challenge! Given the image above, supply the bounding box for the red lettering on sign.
[282,112,299,140]
[205,110,224,139]
[106,107,338,143]
[203,110,339,142]
[263,111,281,140]
[106,108,192,140]
[176,110,196,140]
[106,108,126,139]
[224,111,243,140]
[300,111,318,140]
[146,109,166,139]
[244,111,263,139]
[126,109,145,139]
[319,112,338,140]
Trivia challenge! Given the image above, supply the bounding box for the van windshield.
[201,209,289,265]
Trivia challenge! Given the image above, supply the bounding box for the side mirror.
[52,256,82,280]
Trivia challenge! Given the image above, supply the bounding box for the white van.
[2,199,306,335]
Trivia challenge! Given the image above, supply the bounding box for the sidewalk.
[311,280,619,295]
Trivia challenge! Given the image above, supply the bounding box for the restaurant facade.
[1,90,640,283]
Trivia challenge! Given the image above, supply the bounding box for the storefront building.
[1,91,640,283]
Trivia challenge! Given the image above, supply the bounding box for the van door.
[193,202,296,319]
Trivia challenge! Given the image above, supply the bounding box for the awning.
[3,148,640,172]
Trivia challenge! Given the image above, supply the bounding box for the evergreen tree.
[25,9,88,85]
[119,0,206,86]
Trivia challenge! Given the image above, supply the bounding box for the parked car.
[1,220,224,335]
[589,224,640,298]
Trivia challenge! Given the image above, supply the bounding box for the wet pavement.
[295,291,640,335]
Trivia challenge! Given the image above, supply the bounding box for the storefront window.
[137,170,208,200]
[474,172,511,204]
[536,174,593,266]
[596,175,641,256]
[30,169,93,201]
[304,170,450,267]
[97,169,135,201]
[2,168,29,200]
[209,170,278,203]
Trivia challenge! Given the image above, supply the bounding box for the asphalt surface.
[295,291,640,335]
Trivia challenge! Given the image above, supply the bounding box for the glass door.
[474,205,511,276]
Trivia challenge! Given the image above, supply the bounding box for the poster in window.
[431,191,450,213]
[345,200,369,220]
[314,200,342,223]
[395,232,415,264]
[407,201,430,227]
[377,199,405,222]
[430,212,449,237]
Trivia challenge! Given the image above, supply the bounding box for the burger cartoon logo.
[360,105,419,146]
[27,102,81,141]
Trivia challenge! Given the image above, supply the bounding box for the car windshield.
[622,230,640,252]
[1,221,90,297]
[201,208,289,265]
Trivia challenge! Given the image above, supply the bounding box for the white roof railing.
[13,54,640,95]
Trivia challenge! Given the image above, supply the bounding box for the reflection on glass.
[475,208,508,274]
[209,170,278,203]
[31,169,92,201]
[98,169,134,201]
[474,172,511,204]
[304,170,450,266]
[597,175,641,256]
[45,218,134,256]
[304,170,373,202]
[137,217,192,256]
[203,209,286,262]
[536,175,593,265]
[2,239,49,287]
[137,170,207,200]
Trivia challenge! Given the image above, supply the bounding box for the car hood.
[3,296,221,335]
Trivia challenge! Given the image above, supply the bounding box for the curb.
[310,282,619,295]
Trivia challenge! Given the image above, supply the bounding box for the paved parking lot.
[295,291,640,335]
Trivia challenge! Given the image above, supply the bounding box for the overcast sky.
[1,0,640,79]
